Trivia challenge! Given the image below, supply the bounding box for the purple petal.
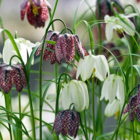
[20,0,29,20]
[74,35,85,58]
[137,85,140,104]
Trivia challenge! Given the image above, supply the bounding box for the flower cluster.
[0,63,26,93]
[20,0,51,28]
[36,30,89,64]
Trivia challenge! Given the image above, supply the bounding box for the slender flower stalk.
[39,0,59,139]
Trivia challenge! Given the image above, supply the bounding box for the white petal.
[61,84,72,110]
[105,99,120,117]
[3,39,19,64]
[76,58,84,79]
[70,81,85,112]
[94,55,109,81]
[46,94,56,102]
[18,42,27,64]
[100,77,110,101]
[105,22,114,41]
[119,18,135,36]
[108,75,118,103]
[81,55,95,81]
[116,76,125,104]
[78,81,89,109]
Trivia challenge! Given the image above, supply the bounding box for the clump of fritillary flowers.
[36,30,89,64]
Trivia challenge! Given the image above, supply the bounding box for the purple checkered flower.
[36,30,89,65]
[52,110,80,138]
[0,63,26,93]
[20,0,51,28]
[123,85,140,122]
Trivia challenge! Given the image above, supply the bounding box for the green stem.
[0,16,6,45]
[80,113,88,140]
[83,110,88,140]
[4,93,12,140]
[132,122,135,140]
[18,92,22,140]
[92,78,96,140]
[39,0,59,139]
[55,73,72,116]
[26,82,36,140]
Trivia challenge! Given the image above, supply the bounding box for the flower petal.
[94,55,109,81]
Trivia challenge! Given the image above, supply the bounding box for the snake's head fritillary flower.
[61,80,89,112]
[123,85,140,122]
[52,110,80,138]
[3,38,36,65]
[105,99,123,119]
[105,13,137,41]
[0,63,26,93]
[20,0,51,28]
[76,54,110,81]
[100,74,125,104]
[36,30,89,65]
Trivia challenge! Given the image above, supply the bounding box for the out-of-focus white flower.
[61,80,89,112]
[76,54,109,81]
[46,82,57,102]
[105,13,137,41]
[3,38,37,65]
[100,74,125,103]
[105,99,123,118]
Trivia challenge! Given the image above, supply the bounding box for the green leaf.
[132,65,140,76]
[46,40,56,45]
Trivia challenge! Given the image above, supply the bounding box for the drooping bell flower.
[76,54,110,81]
[94,0,123,41]
[105,99,123,119]
[36,30,89,64]
[0,63,26,93]
[123,85,140,122]
[52,110,80,138]
[20,0,51,28]
[105,13,137,41]
[100,74,124,103]
[61,80,89,112]
[3,38,37,65]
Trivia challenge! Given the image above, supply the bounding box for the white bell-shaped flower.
[3,38,37,64]
[105,99,123,118]
[100,74,125,103]
[76,54,110,81]
[105,13,137,41]
[46,82,57,102]
[61,80,89,112]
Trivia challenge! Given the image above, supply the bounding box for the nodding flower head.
[52,110,80,138]
[20,0,51,28]
[0,63,26,93]
[36,30,89,65]
[95,0,123,20]
[123,85,140,122]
